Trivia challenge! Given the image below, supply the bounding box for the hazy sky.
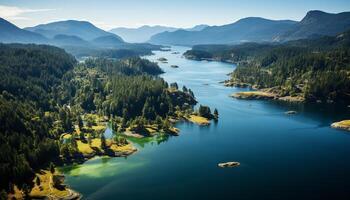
[0,0,349,30]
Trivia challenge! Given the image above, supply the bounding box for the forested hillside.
[184,31,350,102]
[0,44,198,195]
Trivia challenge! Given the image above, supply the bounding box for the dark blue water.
[61,46,350,200]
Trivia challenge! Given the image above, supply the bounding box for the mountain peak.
[25,20,122,41]
[305,10,328,17]
[0,17,48,43]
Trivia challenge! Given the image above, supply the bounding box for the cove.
[60,46,350,200]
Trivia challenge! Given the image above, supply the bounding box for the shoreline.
[231,90,305,103]
[331,120,350,131]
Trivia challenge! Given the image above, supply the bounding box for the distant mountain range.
[110,25,178,43]
[109,24,209,43]
[149,10,350,46]
[0,18,126,48]
[0,18,165,58]
[1,10,350,50]
[25,20,123,42]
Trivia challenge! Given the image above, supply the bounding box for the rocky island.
[218,162,240,168]
[331,120,350,131]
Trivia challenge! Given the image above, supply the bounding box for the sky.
[0,0,349,30]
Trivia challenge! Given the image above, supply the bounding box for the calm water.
[61,46,350,200]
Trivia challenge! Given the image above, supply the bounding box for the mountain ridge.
[149,10,350,46]
[25,20,124,42]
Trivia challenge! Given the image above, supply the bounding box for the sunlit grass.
[187,115,210,125]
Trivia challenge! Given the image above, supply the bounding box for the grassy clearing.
[77,140,94,155]
[62,133,72,139]
[337,120,350,126]
[233,91,275,98]
[9,170,70,199]
[109,143,135,152]
[30,170,70,198]
[332,120,350,131]
[187,115,210,125]
[92,125,106,132]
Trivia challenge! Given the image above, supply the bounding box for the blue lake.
[61,46,350,200]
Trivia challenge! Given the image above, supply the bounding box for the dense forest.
[0,43,198,195]
[184,31,350,102]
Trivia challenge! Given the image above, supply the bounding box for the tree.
[50,162,55,174]
[100,134,107,150]
[0,190,7,200]
[22,183,31,199]
[199,105,212,118]
[182,85,188,93]
[79,132,85,141]
[188,89,195,98]
[36,176,41,186]
[77,115,83,129]
[170,82,178,90]
[214,108,219,119]
[70,137,78,150]
[87,135,92,145]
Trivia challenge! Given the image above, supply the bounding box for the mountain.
[92,35,125,47]
[149,18,296,46]
[0,18,48,43]
[275,10,350,41]
[109,24,209,43]
[185,24,209,31]
[109,25,178,43]
[51,34,90,47]
[25,20,124,42]
[0,18,162,59]
[149,11,350,46]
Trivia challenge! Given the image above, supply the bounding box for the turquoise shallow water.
[61,46,350,200]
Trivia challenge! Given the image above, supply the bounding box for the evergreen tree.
[77,115,83,129]
[214,108,219,119]
[170,82,178,90]
[22,183,31,199]
[50,162,55,174]
[0,189,7,200]
[36,176,41,186]
[199,105,212,118]
[182,85,188,93]
[100,134,107,150]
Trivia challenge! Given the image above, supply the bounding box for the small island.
[285,111,297,115]
[157,57,168,63]
[331,120,350,131]
[218,162,240,168]
[171,65,179,68]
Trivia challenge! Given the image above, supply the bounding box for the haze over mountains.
[0,18,166,58]
[0,18,48,44]
[109,24,209,43]
[1,10,350,51]
[26,20,123,41]
[149,10,350,46]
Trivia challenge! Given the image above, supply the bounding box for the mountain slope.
[109,24,209,43]
[110,25,178,43]
[149,18,296,45]
[25,20,124,42]
[0,18,48,43]
[275,10,350,41]
[92,35,125,47]
[185,24,209,31]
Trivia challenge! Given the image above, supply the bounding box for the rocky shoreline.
[231,90,305,103]
[331,120,350,131]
